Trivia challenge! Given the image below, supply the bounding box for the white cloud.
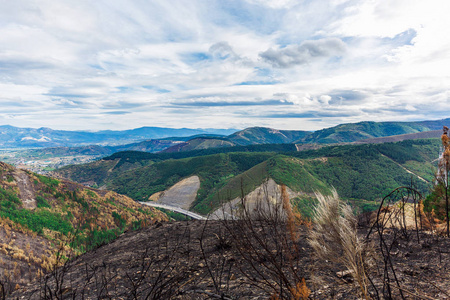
[243,0,298,9]
[260,38,346,68]
[0,0,448,131]
[319,95,331,105]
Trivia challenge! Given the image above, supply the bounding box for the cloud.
[259,38,346,68]
[328,90,369,105]
[0,58,55,72]
[235,80,278,86]
[46,93,89,99]
[244,0,298,9]
[104,111,130,115]
[319,95,331,105]
[0,0,448,131]
[173,99,292,107]
[101,101,147,110]
[50,98,85,108]
[209,42,238,60]
[261,110,358,118]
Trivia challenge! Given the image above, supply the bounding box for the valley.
[54,138,440,216]
[0,118,449,299]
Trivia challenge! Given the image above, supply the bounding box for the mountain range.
[0,125,236,148]
[1,117,448,150]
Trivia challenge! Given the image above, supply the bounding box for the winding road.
[139,201,207,220]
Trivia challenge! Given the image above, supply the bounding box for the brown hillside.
[0,161,167,295]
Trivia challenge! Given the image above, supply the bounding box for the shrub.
[36,196,51,209]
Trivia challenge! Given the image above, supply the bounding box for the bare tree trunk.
[446,164,449,237]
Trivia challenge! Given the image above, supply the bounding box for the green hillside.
[228,127,310,145]
[56,138,441,216]
[55,155,155,187]
[298,119,449,144]
[202,160,271,211]
[109,152,275,213]
[55,144,296,185]
[208,139,437,215]
[207,156,333,209]
[162,137,236,153]
[109,139,180,153]
[293,138,440,184]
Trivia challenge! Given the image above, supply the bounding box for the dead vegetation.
[0,162,167,299]
[4,179,449,299]
[308,190,375,299]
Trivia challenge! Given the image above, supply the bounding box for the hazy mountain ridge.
[1,117,448,152]
[0,125,236,148]
[108,139,182,153]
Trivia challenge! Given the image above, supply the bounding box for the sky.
[0,0,449,131]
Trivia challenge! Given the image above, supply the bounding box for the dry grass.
[308,190,375,299]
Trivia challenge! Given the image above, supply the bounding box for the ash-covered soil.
[10,220,450,299]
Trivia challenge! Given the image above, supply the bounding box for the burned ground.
[8,220,450,299]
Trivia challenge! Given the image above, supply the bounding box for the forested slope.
[56,139,441,215]
[298,118,449,144]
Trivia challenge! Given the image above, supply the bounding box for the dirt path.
[139,202,206,220]
[380,154,428,183]
[13,170,36,209]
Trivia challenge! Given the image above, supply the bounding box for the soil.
[12,170,37,209]
[9,220,450,300]
[150,176,200,210]
[210,179,301,219]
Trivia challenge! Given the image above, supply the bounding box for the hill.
[298,118,450,144]
[53,143,296,186]
[161,137,236,153]
[55,139,441,215]
[228,127,310,145]
[354,130,442,144]
[0,162,166,292]
[108,139,181,153]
